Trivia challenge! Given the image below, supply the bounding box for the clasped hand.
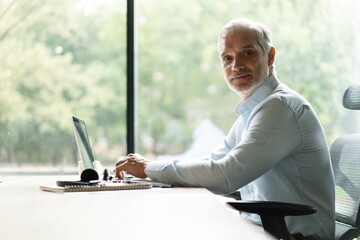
[114,153,149,179]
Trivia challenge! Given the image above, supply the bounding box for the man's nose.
[231,57,244,72]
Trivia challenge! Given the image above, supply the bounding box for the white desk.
[0,175,270,240]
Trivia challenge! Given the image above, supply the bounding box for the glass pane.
[0,0,126,175]
[136,0,360,160]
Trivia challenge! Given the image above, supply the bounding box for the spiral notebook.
[40,181,152,193]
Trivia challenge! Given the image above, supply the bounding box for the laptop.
[72,116,97,171]
[71,116,172,187]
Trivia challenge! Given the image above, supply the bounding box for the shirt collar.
[235,74,281,115]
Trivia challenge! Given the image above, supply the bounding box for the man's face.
[219,28,274,100]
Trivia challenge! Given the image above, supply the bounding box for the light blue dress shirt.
[145,74,335,239]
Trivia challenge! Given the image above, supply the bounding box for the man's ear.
[268,47,276,66]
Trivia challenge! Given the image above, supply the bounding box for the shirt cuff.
[145,161,168,182]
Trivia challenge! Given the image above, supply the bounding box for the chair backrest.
[331,84,360,240]
[330,134,360,226]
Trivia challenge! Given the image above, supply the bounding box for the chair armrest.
[227,201,317,217]
[227,201,317,240]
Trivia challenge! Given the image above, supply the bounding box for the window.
[0,0,126,174]
[1,0,360,174]
[135,0,360,160]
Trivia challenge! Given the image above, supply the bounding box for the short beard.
[236,64,270,100]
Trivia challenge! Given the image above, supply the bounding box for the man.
[115,18,335,239]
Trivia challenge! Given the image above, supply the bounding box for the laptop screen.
[72,116,96,170]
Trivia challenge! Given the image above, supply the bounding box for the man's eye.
[244,50,253,56]
[223,56,232,62]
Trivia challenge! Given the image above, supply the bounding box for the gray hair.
[218,18,273,54]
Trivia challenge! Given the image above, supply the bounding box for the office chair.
[227,84,360,240]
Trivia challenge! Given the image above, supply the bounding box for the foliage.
[0,0,126,165]
[0,0,359,167]
[136,0,360,155]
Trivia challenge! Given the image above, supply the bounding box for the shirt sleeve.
[145,99,303,194]
[209,117,240,160]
